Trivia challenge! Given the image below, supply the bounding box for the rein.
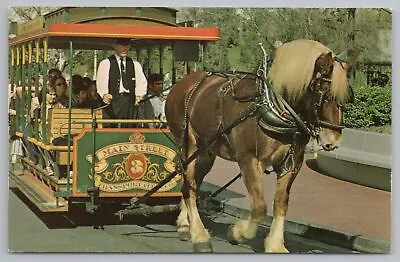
[318,120,344,131]
[310,74,345,133]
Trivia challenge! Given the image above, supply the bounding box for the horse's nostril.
[323,144,337,151]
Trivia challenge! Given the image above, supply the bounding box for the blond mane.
[267,39,350,104]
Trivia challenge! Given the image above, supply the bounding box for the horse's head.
[268,40,360,151]
[306,51,359,151]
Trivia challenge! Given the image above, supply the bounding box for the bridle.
[307,72,345,137]
[254,43,354,175]
[257,44,347,140]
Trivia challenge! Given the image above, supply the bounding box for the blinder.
[309,74,346,134]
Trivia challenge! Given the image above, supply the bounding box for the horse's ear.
[315,52,334,76]
[344,51,360,71]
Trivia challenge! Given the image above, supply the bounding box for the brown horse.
[165,39,359,253]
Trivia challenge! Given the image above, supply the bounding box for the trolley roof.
[9,23,220,50]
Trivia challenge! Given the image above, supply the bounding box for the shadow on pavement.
[305,158,324,174]
[9,186,178,229]
[200,211,353,254]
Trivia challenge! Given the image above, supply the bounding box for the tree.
[178,8,391,71]
[178,8,244,71]
[8,7,58,22]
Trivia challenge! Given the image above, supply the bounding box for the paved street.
[203,155,391,241]
[8,180,354,254]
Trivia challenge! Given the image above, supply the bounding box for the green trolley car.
[8,7,220,219]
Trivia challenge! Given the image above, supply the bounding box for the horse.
[165,39,359,253]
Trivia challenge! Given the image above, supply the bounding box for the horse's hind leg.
[228,155,266,244]
[176,150,216,242]
[264,157,303,253]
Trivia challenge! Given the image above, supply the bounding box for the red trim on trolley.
[47,23,220,41]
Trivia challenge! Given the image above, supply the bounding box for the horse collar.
[257,74,344,139]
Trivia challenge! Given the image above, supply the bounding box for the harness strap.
[183,102,260,169]
[180,73,210,158]
[273,91,313,136]
[130,102,260,208]
[217,78,238,159]
[182,73,210,130]
[318,120,345,131]
[209,172,242,199]
[257,74,313,136]
[278,132,308,178]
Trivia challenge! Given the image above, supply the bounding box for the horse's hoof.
[227,225,239,245]
[178,231,191,242]
[193,241,213,253]
[264,238,289,253]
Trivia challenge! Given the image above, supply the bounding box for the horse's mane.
[267,39,350,104]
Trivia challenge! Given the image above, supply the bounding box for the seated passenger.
[138,73,168,128]
[82,76,92,89]
[8,86,24,164]
[87,80,105,109]
[69,74,84,104]
[72,82,92,108]
[30,86,57,120]
[50,75,69,108]
[48,68,62,86]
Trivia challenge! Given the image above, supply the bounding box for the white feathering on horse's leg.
[265,215,288,253]
[186,197,210,243]
[230,218,259,243]
[177,198,190,241]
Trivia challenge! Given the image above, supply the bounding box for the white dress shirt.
[149,96,166,120]
[96,54,147,98]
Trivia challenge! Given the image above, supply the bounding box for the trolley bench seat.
[47,108,102,165]
[47,108,102,144]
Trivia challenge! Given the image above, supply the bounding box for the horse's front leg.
[176,198,190,241]
[265,150,304,253]
[182,126,213,252]
[183,161,213,252]
[176,150,215,243]
[228,155,266,244]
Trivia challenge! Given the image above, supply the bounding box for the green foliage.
[178,8,392,132]
[360,125,391,134]
[178,8,391,71]
[8,7,58,22]
[344,80,391,129]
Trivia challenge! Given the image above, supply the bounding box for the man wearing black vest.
[96,38,147,127]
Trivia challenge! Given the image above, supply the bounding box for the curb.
[208,198,391,253]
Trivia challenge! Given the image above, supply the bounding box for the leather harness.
[179,67,346,175]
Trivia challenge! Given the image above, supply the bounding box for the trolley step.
[9,169,68,212]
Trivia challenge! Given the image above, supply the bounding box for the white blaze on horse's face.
[318,102,343,151]
[315,52,359,152]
